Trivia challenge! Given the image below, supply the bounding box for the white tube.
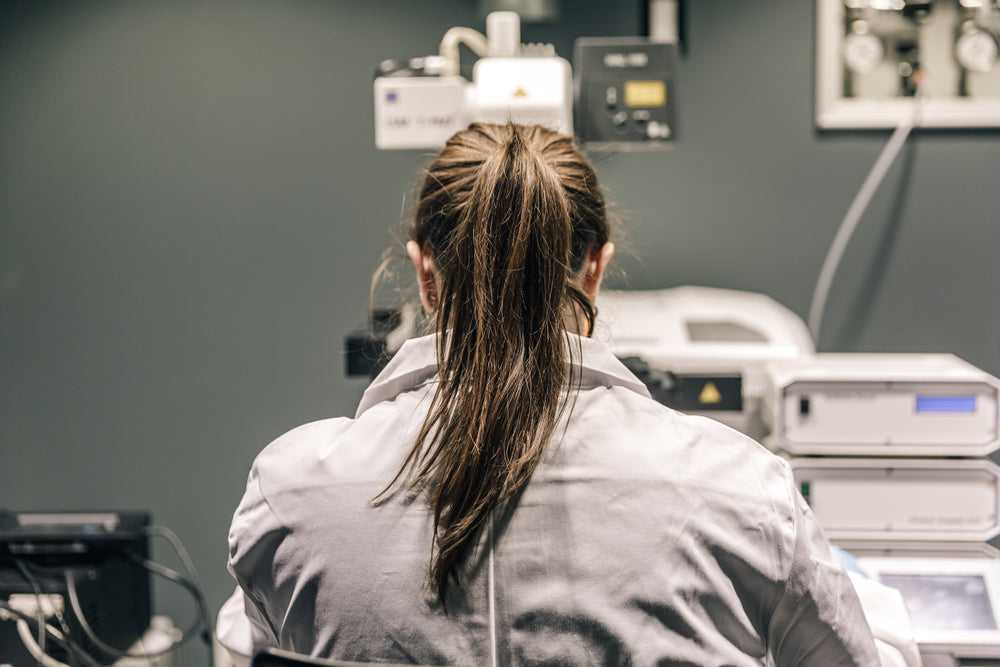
[649,0,679,43]
[16,619,73,667]
[807,100,920,344]
[486,11,520,57]
[439,27,490,77]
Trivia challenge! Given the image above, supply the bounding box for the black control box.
[574,38,677,150]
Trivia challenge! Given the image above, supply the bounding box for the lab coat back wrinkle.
[223,333,879,667]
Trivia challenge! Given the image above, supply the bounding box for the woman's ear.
[581,242,615,304]
[407,241,439,312]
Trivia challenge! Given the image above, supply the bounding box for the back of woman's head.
[392,122,610,606]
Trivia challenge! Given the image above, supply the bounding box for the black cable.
[122,554,210,645]
[0,600,103,667]
[142,525,213,648]
[62,524,212,660]
[65,564,203,660]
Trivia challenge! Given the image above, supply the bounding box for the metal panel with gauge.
[816,0,1000,128]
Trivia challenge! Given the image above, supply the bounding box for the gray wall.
[1,1,998,665]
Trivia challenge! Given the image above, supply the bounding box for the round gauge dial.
[956,27,999,74]
[844,30,885,74]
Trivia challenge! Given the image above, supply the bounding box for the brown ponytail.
[385,123,610,605]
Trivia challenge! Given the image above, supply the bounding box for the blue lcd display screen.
[915,395,977,413]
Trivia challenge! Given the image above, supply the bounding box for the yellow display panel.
[624,80,666,108]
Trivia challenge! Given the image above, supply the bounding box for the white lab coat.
[219,333,879,666]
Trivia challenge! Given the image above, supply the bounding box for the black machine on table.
[0,510,151,667]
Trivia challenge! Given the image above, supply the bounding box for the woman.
[219,123,878,666]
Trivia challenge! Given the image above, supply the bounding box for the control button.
[605,86,618,107]
[611,110,628,127]
[632,109,651,123]
[647,121,671,139]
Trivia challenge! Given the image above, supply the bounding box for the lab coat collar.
[355,333,651,418]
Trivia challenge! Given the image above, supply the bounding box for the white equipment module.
[859,557,1000,660]
[594,286,814,439]
[857,553,1000,661]
[373,12,572,150]
[595,286,814,372]
[372,11,680,152]
[764,353,1000,457]
[768,353,1000,663]
[472,56,572,131]
[839,542,1000,662]
[373,70,469,150]
[792,457,1000,544]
